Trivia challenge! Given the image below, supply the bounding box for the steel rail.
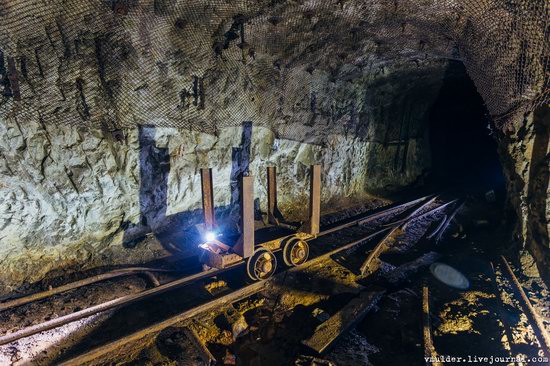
[318,194,436,236]
[500,256,550,358]
[360,195,443,275]
[65,196,454,365]
[57,227,395,366]
[0,194,441,347]
[0,194,433,314]
[0,267,177,312]
[0,265,242,346]
[433,200,465,243]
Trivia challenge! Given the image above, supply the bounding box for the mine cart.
[198,165,321,280]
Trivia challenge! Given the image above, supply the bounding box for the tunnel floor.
[1,194,548,365]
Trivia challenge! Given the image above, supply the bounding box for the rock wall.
[0,0,456,292]
[500,105,550,280]
[0,101,436,292]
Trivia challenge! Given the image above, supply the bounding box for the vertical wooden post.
[200,168,216,230]
[236,175,255,258]
[307,165,321,235]
[267,166,279,225]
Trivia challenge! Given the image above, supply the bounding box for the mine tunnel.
[427,61,506,197]
[0,1,549,365]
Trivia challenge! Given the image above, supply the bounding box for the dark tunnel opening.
[427,61,506,199]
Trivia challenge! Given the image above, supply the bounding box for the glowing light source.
[205,231,216,242]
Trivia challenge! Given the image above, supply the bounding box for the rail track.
[0,194,461,365]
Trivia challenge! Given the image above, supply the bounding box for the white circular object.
[430,263,470,290]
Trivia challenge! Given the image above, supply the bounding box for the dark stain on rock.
[75,78,90,120]
[0,49,13,97]
[7,57,21,101]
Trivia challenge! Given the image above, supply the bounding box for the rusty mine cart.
[197,165,321,281]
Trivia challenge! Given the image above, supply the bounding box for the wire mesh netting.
[0,0,547,140]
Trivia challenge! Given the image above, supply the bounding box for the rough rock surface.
[0,0,547,291]
[500,105,550,281]
[0,119,433,292]
[0,0,454,292]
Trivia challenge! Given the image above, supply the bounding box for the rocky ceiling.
[0,0,547,140]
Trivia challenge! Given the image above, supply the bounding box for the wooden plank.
[234,175,254,258]
[200,168,216,230]
[422,285,442,366]
[303,165,321,235]
[183,326,216,366]
[302,290,384,354]
[489,262,520,366]
[384,252,441,284]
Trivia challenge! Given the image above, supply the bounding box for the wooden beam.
[422,285,442,366]
[200,168,216,230]
[302,290,384,354]
[183,326,216,366]
[303,165,321,236]
[234,175,254,258]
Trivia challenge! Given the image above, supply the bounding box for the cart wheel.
[283,238,310,266]
[246,248,277,281]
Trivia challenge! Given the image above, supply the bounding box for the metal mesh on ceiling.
[0,0,547,139]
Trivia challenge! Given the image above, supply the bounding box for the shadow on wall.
[121,123,255,255]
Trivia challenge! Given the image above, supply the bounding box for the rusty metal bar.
[183,326,216,365]
[303,165,321,235]
[200,168,216,230]
[234,175,255,258]
[500,256,550,358]
[0,265,243,346]
[241,175,255,259]
[58,226,394,366]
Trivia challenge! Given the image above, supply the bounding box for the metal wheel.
[246,248,277,281]
[283,237,310,266]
